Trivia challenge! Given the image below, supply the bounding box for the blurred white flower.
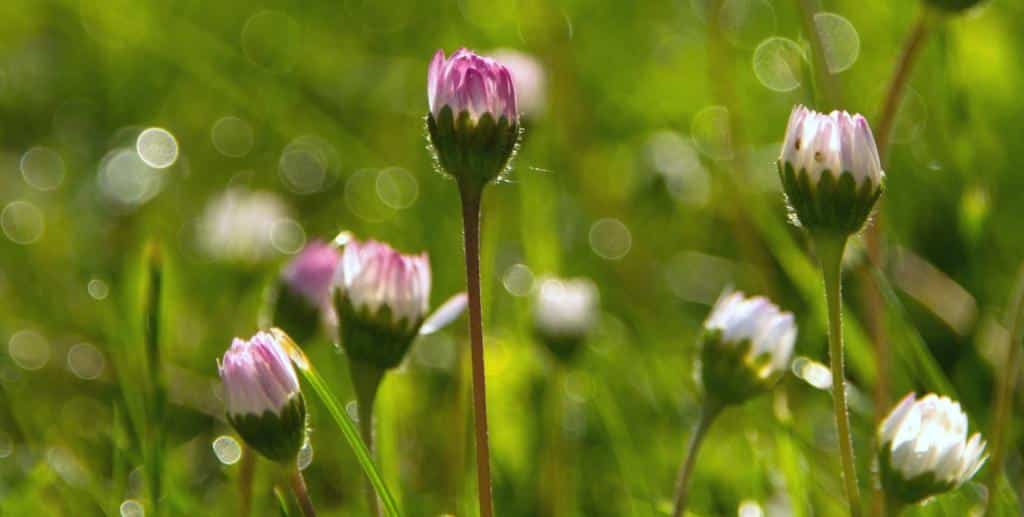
[197,188,293,264]
[489,49,546,117]
[532,276,599,361]
[878,393,987,504]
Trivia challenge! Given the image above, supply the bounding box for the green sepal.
[335,293,421,371]
[427,106,520,190]
[923,0,984,12]
[271,283,323,347]
[534,330,586,364]
[228,394,307,464]
[878,445,958,505]
[778,161,883,236]
[699,329,783,406]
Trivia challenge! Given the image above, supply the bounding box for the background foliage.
[0,0,1021,515]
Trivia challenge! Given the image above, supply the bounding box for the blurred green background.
[0,0,1022,515]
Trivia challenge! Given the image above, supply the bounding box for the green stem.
[458,182,494,517]
[984,264,1024,515]
[814,233,862,517]
[350,361,385,517]
[796,0,842,108]
[275,330,401,516]
[289,467,317,517]
[876,9,932,163]
[670,400,723,517]
[239,446,255,517]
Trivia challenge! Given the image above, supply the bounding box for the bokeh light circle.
[375,167,419,210]
[814,12,860,74]
[752,37,807,92]
[212,435,242,465]
[2,201,45,245]
[136,127,178,169]
[8,329,50,371]
[20,146,65,191]
[211,116,254,158]
[67,342,105,380]
[589,218,632,260]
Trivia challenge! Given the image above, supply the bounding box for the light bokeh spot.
[120,499,145,517]
[814,12,860,74]
[297,440,313,470]
[791,356,831,390]
[753,37,807,92]
[87,279,110,300]
[212,116,255,158]
[2,201,45,244]
[212,435,242,465]
[8,329,50,371]
[20,146,65,191]
[375,167,419,209]
[502,263,534,297]
[136,127,178,169]
[270,218,306,255]
[589,218,632,260]
[67,342,105,380]
[98,148,164,207]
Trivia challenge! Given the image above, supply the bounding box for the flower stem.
[876,9,931,163]
[670,400,723,517]
[289,467,317,517]
[796,0,842,109]
[985,264,1024,515]
[814,233,861,517]
[238,446,255,517]
[350,361,385,517]
[458,183,494,517]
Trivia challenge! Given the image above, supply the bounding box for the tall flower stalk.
[426,48,521,517]
[778,106,885,516]
[671,292,796,516]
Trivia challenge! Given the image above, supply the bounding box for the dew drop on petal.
[8,329,50,371]
[20,146,65,191]
[502,263,534,297]
[212,435,242,465]
[1,201,44,245]
[120,499,145,517]
[211,116,254,158]
[136,128,178,169]
[589,218,632,260]
[691,106,734,160]
[752,37,807,92]
[814,12,860,74]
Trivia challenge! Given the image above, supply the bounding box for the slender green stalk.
[795,0,842,108]
[875,9,932,163]
[670,400,723,517]
[984,264,1024,515]
[289,467,317,517]
[239,445,255,517]
[458,182,495,517]
[273,329,401,516]
[814,234,861,517]
[142,243,166,516]
[350,361,385,517]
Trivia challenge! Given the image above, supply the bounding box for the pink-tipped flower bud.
[426,48,521,189]
[878,393,988,505]
[334,239,431,370]
[271,241,341,344]
[700,291,796,405]
[778,105,884,236]
[218,331,306,463]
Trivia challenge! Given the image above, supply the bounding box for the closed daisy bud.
[426,48,520,190]
[271,240,341,344]
[878,393,988,505]
[778,105,884,236]
[532,277,599,363]
[700,291,796,405]
[218,331,307,464]
[334,239,431,370]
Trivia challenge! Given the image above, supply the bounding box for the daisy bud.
[532,277,599,363]
[778,105,884,236]
[218,331,307,464]
[923,0,985,12]
[700,292,796,405]
[334,239,431,370]
[426,48,520,190]
[271,240,341,344]
[878,393,988,505]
